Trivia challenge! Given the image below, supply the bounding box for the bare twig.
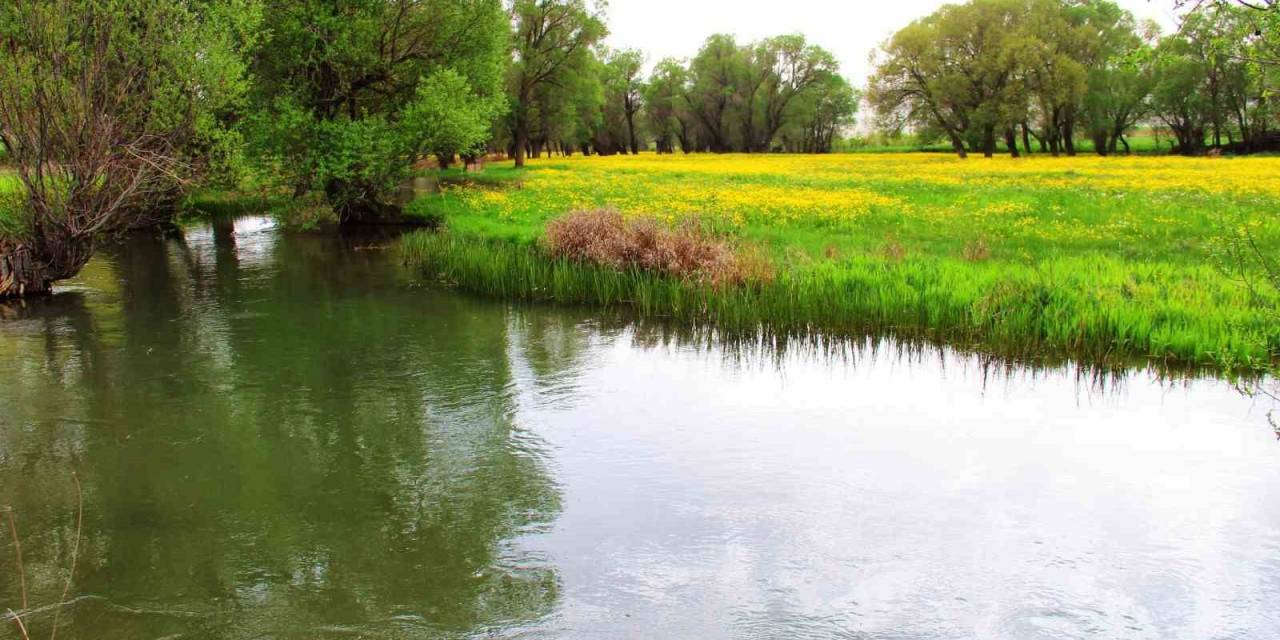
[3,507,27,612]
[6,608,30,640]
[4,504,31,640]
[48,473,82,640]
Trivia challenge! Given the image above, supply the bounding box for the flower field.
[403,153,1280,372]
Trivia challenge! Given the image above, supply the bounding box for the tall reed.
[400,231,1279,372]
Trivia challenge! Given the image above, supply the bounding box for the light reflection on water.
[0,216,1276,639]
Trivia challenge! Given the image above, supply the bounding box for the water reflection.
[1,217,1277,639]
[0,220,562,638]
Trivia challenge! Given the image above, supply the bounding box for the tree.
[748,35,840,152]
[871,0,1149,158]
[869,0,1026,158]
[1082,39,1156,154]
[643,59,689,153]
[601,48,645,154]
[685,34,743,153]
[509,0,607,167]
[0,0,261,298]
[1152,24,1216,153]
[249,0,507,221]
[782,75,859,153]
[406,70,506,168]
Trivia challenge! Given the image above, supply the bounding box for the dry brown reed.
[543,209,770,287]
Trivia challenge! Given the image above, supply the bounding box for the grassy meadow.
[402,152,1280,373]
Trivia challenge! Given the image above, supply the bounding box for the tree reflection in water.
[0,219,569,638]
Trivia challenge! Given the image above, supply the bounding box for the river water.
[1,217,1277,639]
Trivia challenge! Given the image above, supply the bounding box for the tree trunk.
[0,230,96,299]
[1005,128,1020,158]
[513,124,528,168]
[1062,117,1077,156]
[626,113,639,155]
[325,178,406,224]
[1021,123,1032,155]
[948,131,968,159]
[513,93,530,168]
[0,241,53,298]
[982,126,996,158]
[1092,132,1109,157]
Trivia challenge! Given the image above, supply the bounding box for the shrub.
[543,209,769,287]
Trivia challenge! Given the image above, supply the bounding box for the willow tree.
[744,36,840,152]
[601,48,645,155]
[685,34,744,153]
[1082,27,1156,155]
[0,0,260,298]
[509,0,607,167]
[249,0,507,222]
[869,0,1027,158]
[643,60,690,153]
[781,74,859,153]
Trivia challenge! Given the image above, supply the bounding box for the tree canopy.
[870,0,1280,157]
[248,0,509,219]
[0,0,262,296]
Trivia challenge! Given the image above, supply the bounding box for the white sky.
[603,0,1182,87]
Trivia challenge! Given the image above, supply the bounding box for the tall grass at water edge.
[401,231,1279,373]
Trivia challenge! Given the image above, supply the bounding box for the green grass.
[402,233,1277,374]
[0,170,23,240]
[181,188,289,219]
[400,153,1280,373]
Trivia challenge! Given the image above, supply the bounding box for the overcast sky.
[603,0,1182,86]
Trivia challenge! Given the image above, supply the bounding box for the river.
[1,217,1277,639]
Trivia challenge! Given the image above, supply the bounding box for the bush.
[543,209,770,287]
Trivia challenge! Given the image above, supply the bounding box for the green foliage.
[0,0,262,294]
[643,59,689,153]
[871,0,1280,157]
[407,70,505,162]
[597,48,645,154]
[1153,4,1278,154]
[507,0,609,165]
[248,0,508,217]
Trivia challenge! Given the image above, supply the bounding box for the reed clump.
[543,209,769,287]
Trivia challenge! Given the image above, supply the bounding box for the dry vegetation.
[543,209,769,287]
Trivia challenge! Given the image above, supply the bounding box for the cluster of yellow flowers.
[439,152,1279,256]
[571,152,1280,197]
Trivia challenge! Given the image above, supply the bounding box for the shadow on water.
[1,215,1276,639]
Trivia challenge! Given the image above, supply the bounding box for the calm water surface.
[1,217,1278,639]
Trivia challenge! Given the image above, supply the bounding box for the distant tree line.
[870,0,1280,157]
[502,0,858,166]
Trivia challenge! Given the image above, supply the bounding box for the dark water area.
[1,217,1278,639]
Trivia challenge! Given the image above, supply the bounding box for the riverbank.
[401,153,1280,373]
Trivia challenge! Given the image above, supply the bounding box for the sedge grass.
[401,232,1278,372]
